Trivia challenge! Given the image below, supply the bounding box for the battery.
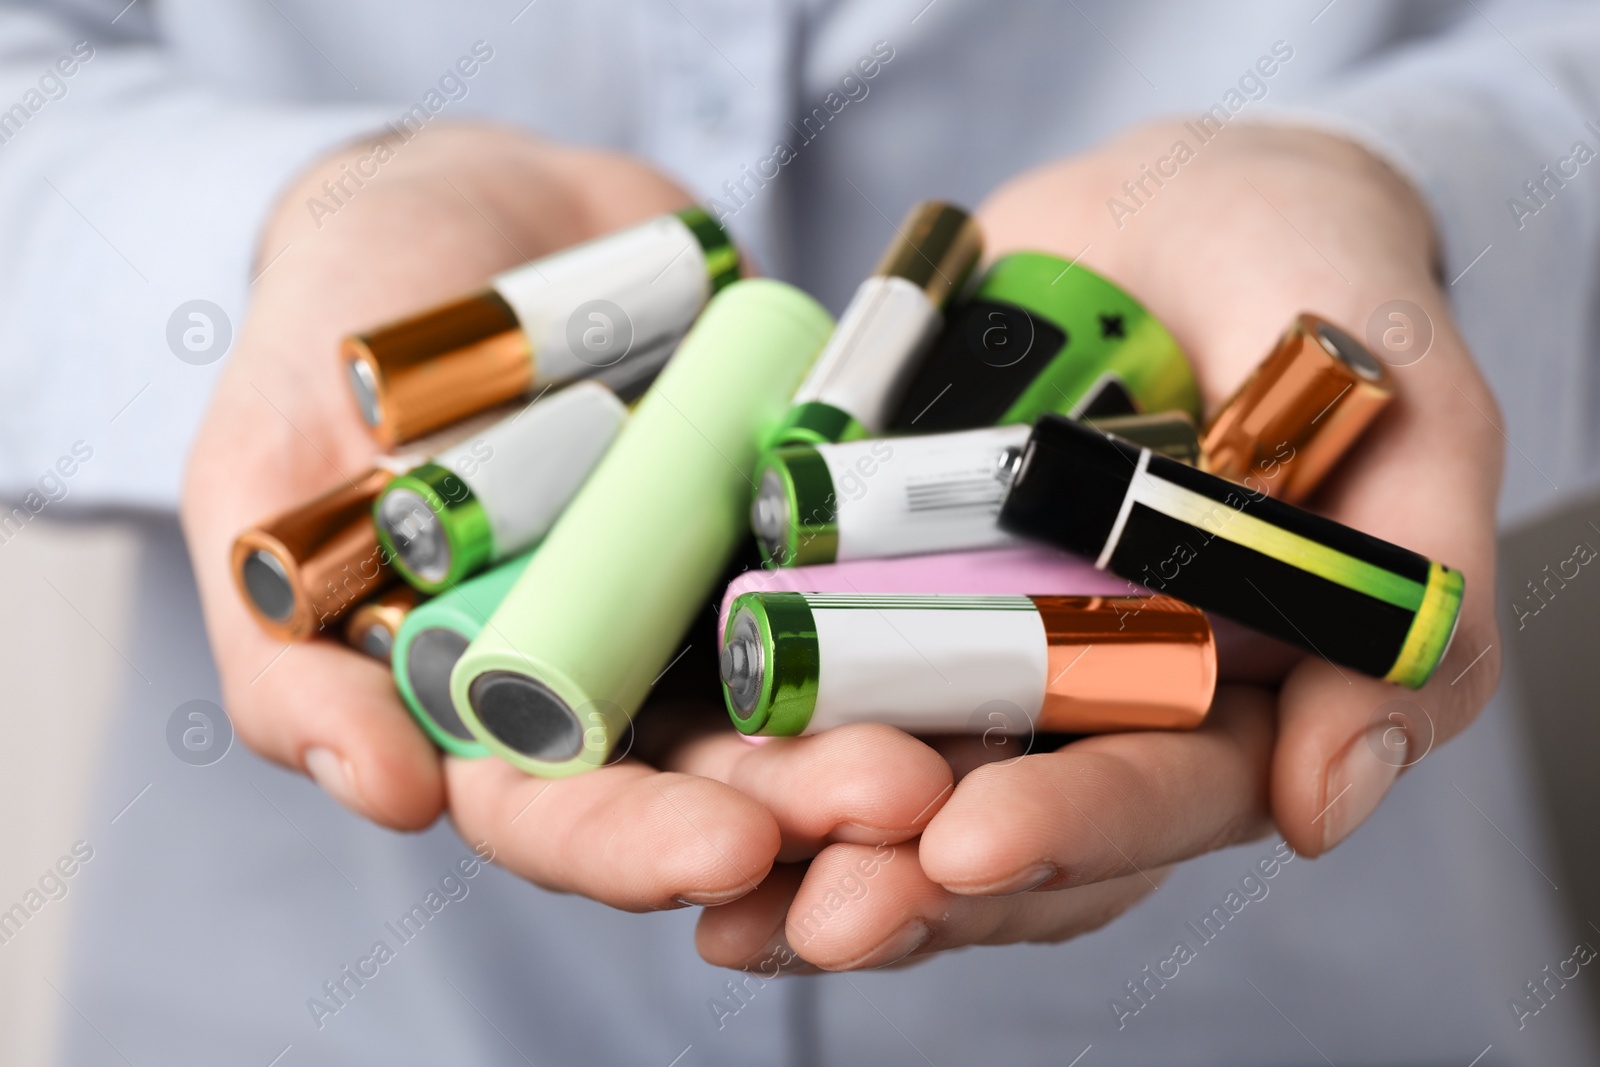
[721,592,1214,736]
[999,414,1463,688]
[231,469,397,642]
[888,252,1199,433]
[1202,313,1394,503]
[752,425,1027,567]
[343,206,740,446]
[372,381,627,594]
[773,201,981,446]
[391,552,533,758]
[751,410,1199,568]
[450,279,835,776]
[344,585,423,660]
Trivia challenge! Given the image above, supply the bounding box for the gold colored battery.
[1201,313,1393,504]
[343,294,533,448]
[231,469,398,642]
[344,585,424,660]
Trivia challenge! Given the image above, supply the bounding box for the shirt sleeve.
[1258,1,1600,522]
[0,8,395,512]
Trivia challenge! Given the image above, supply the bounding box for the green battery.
[450,279,834,776]
[391,552,533,758]
[889,252,1200,432]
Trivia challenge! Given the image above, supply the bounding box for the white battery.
[806,595,1048,733]
[491,213,710,384]
[791,276,942,435]
[823,424,1028,560]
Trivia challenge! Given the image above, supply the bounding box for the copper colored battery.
[1201,313,1393,504]
[721,591,1214,737]
[344,585,423,660]
[1033,595,1215,733]
[343,293,533,449]
[231,469,397,642]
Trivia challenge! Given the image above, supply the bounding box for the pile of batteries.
[231,201,1463,779]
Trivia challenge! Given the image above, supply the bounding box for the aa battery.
[231,469,397,642]
[344,585,423,660]
[720,592,1215,737]
[752,425,1028,567]
[1202,313,1393,504]
[372,381,628,593]
[343,206,740,446]
[450,279,834,777]
[888,252,1199,434]
[391,552,532,758]
[999,414,1464,688]
[773,201,981,445]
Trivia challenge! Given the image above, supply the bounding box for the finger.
[201,591,445,831]
[774,842,1159,971]
[445,756,780,912]
[918,686,1274,897]
[694,862,815,974]
[668,724,954,860]
[1272,316,1503,856]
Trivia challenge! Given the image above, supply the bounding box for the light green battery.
[450,279,835,776]
[391,552,533,758]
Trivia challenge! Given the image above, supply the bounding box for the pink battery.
[717,545,1291,679]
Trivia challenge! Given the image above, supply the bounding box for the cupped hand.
[696,120,1504,970]
[182,122,967,916]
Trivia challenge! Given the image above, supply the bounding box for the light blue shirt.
[1,1,1596,1063]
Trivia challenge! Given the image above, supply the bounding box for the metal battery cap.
[721,593,819,736]
[373,463,493,593]
[752,447,838,567]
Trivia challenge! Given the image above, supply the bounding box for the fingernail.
[743,929,818,976]
[739,735,773,746]
[673,885,750,907]
[1320,726,1403,851]
[831,821,908,845]
[305,747,366,817]
[846,921,931,970]
[946,862,1059,897]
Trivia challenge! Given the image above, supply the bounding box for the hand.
[693,121,1504,970]
[183,123,965,916]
